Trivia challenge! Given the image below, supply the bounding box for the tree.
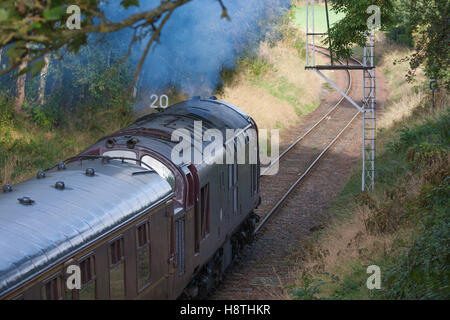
[404,0,449,89]
[14,60,27,113]
[0,1,229,76]
[38,53,51,105]
[326,0,394,59]
[326,0,449,88]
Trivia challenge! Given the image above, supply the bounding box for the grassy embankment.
[217,9,324,132]
[285,39,449,300]
[218,3,344,155]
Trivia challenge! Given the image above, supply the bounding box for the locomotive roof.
[85,98,256,169]
[0,159,173,297]
[132,98,253,135]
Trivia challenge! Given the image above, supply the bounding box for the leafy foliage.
[326,0,394,59]
[0,0,196,76]
[290,276,327,300]
[379,109,450,299]
[326,0,448,88]
[403,0,450,89]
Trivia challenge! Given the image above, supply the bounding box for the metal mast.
[305,0,376,192]
[362,30,376,191]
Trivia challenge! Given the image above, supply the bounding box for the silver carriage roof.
[0,158,173,297]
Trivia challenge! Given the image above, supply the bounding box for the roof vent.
[126,137,139,149]
[18,197,34,205]
[85,168,95,176]
[37,170,46,179]
[57,162,66,170]
[2,184,12,193]
[106,138,116,148]
[55,181,65,190]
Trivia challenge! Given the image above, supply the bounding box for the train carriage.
[0,98,261,299]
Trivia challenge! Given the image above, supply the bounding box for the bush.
[379,109,450,299]
[382,177,450,299]
[0,97,15,128]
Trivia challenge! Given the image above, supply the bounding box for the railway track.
[255,48,363,234]
[211,48,367,299]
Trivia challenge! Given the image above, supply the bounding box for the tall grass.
[285,39,449,300]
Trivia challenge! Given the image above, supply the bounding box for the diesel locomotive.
[0,97,261,299]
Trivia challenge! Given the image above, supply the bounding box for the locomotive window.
[251,164,258,196]
[228,164,232,189]
[186,172,194,207]
[233,187,238,214]
[103,150,137,164]
[109,237,125,299]
[79,256,96,300]
[175,218,185,275]
[228,163,237,189]
[42,275,63,300]
[136,222,151,291]
[141,155,175,189]
[200,184,210,239]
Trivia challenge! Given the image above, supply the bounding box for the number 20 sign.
[150,94,169,109]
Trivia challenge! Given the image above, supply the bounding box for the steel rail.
[260,47,353,176]
[255,51,364,234]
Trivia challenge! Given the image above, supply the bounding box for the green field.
[293,5,345,33]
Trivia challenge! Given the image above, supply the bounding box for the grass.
[0,85,189,185]
[0,95,130,184]
[285,39,450,300]
[292,4,346,33]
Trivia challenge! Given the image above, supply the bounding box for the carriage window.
[42,275,62,300]
[200,184,210,238]
[141,155,175,189]
[79,256,96,300]
[136,222,151,291]
[109,237,125,299]
[103,150,137,164]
